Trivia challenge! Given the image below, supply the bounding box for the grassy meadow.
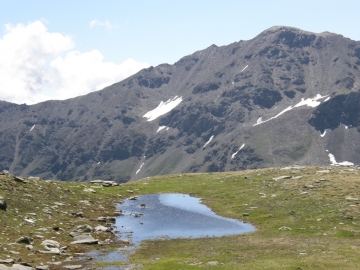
[1,166,360,269]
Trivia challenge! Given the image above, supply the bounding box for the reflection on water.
[95,194,255,267]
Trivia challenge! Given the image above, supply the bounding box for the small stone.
[63,265,83,269]
[64,256,73,262]
[94,225,111,232]
[119,239,130,244]
[72,224,93,233]
[242,213,250,216]
[73,212,84,218]
[10,264,33,270]
[272,176,291,181]
[0,196,7,211]
[14,176,28,183]
[279,226,291,231]
[95,216,116,222]
[0,258,14,264]
[16,236,34,245]
[36,266,50,270]
[83,188,96,193]
[71,235,98,245]
[316,170,330,173]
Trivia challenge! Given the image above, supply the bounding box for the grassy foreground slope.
[1,166,360,269]
[122,166,360,270]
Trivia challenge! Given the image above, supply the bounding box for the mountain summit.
[1,26,359,182]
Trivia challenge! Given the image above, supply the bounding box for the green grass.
[1,166,360,269]
[117,167,360,269]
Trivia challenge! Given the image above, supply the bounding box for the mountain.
[1,26,360,182]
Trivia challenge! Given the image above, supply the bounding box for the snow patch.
[156,126,167,133]
[240,65,248,72]
[254,94,328,126]
[254,106,293,126]
[30,125,35,132]
[166,127,169,131]
[143,96,182,121]
[324,97,330,102]
[97,162,100,165]
[328,153,354,166]
[231,143,245,159]
[319,129,329,137]
[341,123,351,129]
[294,94,328,108]
[203,135,214,149]
[136,163,145,174]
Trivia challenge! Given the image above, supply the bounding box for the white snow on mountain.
[143,96,182,121]
[231,143,245,159]
[240,65,248,72]
[294,94,328,108]
[136,162,145,174]
[203,135,214,149]
[156,126,167,133]
[328,153,354,166]
[319,129,328,137]
[254,94,328,126]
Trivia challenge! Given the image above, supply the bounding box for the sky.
[1,0,360,105]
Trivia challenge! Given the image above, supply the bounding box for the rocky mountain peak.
[0,26,359,182]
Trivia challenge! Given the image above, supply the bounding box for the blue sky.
[1,0,359,104]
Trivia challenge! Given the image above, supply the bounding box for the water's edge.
[93,193,255,268]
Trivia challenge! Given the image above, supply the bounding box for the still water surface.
[96,193,255,266]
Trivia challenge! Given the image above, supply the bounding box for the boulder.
[39,239,61,254]
[0,259,14,264]
[89,180,103,184]
[83,188,96,193]
[95,216,116,222]
[63,266,83,269]
[6,264,34,270]
[13,176,27,183]
[35,266,49,270]
[71,234,98,245]
[72,224,93,233]
[16,236,34,245]
[0,197,7,211]
[94,225,111,232]
[272,176,291,181]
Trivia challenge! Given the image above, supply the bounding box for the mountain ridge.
[0,26,360,182]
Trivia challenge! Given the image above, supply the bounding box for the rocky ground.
[2,165,360,269]
[0,171,127,269]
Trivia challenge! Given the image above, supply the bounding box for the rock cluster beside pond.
[0,171,123,269]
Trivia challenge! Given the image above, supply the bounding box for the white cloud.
[0,21,149,105]
[89,19,119,31]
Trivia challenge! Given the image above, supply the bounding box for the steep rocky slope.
[0,26,360,182]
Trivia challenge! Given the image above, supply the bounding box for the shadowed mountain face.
[1,26,360,182]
